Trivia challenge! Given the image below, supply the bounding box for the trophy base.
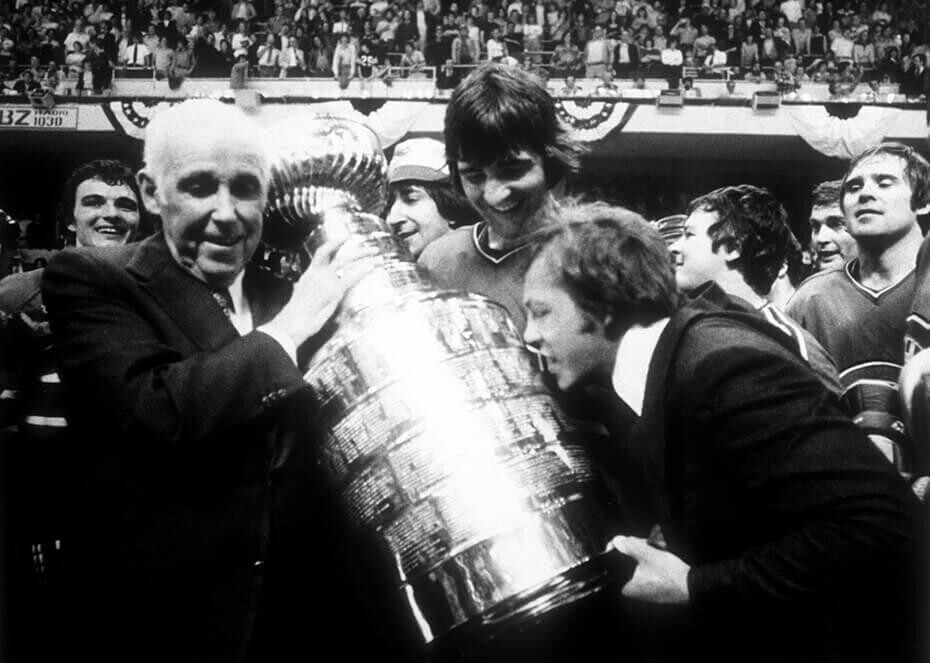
[424,554,630,663]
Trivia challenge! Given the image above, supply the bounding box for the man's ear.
[137,170,161,216]
[718,240,741,263]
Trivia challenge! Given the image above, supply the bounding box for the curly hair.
[841,142,930,213]
[528,201,680,339]
[687,184,793,296]
[444,62,584,191]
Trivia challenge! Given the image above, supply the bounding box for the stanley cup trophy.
[262,116,628,660]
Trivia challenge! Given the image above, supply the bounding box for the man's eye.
[181,177,216,197]
[231,176,262,199]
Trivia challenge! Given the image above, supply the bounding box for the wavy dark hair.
[810,179,843,209]
[444,62,584,190]
[58,159,143,245]
[388,180,479,228]
[687,184,793,296]
[528,201,680,340]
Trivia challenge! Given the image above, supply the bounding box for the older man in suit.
[42,99,377,662]
[521,200,923,663]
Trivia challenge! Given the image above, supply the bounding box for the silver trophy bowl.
[264,115,622,654]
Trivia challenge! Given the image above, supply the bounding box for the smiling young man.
[417,62,582,332]
[0,158,142,661]
[788,142,930,480]
[385,137,476,258]
[669,184,841,394]
[40,99,377,662]
[808,179,858,272]
[521,200,922,663]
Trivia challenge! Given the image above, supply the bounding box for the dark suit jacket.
[41,235,381,662]
[615,303,923,663]
[612,42,640,73]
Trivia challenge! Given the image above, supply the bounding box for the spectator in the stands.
[558,73,583,96]
[167,36,195,87]
[65,39,87,78]
[332,32,356,84]
[584,25,610,78]
[792,18,812,55]
[831,28,855,62]
[64,18,91,54]
[853,30,876,67]
[740,33,759,69]
[595,69,620,95]
[266,4,290,35]
[485,25,506,61]
[256,32,279,77]
[231,0,257,24]
[760,27,779,65]
[88,37,113,94]
[307,35,332,76]
[718,78,745,97]
[229,51,249,88]
[682,75,702,97]
[122,32,151,67]
[396,9,419,50]
[661,36,683,66]
[217,39,235,71]
[230,21,251,56]
[12,69,41,96]
[900,53,929,97]
[613,28,640,77]
[400,40,426,76]
[450,25,477,65]
[424,25,448,66]
[552,32,582,77]
[152,35,173,79]
[703,40,728,73]
[670,14,697,48]
[693,24,716,61]
[278,33,303,78]
[154,9,180,48]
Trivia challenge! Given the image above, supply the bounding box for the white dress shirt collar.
[610,317,670,416]
[225,270,253,336]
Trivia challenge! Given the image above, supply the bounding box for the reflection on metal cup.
[264,115,623,652]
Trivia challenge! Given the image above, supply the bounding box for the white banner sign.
[0,105,79,130]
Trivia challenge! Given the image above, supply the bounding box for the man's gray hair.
[142,99,271,185]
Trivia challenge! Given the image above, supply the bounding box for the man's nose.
[482,178,510,208]
[523,317,541,346]
[385,201,404,226]
[212,186,237,222]
[814,224,831,244]
[101,200,121,218]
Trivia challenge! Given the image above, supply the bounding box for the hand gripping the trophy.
[265,234,377,348]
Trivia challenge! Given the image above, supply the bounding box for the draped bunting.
[102,99,428,149]
[783,105,903,159]
[553,99,637,142]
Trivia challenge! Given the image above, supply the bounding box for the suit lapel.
[631,306,707,527]
[244,267,292,328]
[127,234,239,351]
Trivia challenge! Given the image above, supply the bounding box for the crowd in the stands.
[0,0,928,95]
